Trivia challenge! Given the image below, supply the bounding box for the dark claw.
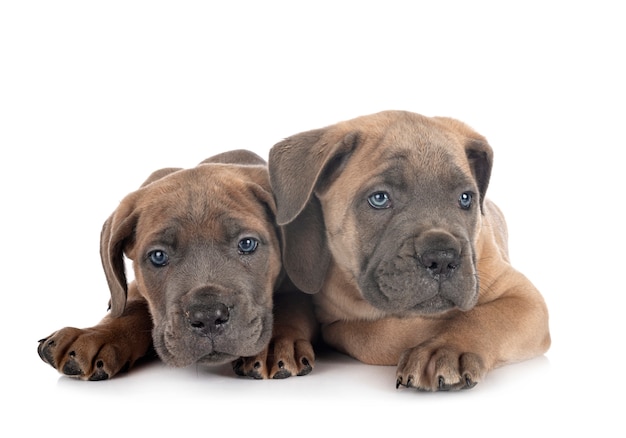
[247,363,264,379]
[297,357,312,376]
[406,375,414,388]
[232,358,265,379]
[272,369,292,379]
[246,369,264,379]
[62,358,82,376]
[438,376,451,391]
[396,377,403,389]
[463,375,477,389]
[37,340,56,366]
[89,368,109,381]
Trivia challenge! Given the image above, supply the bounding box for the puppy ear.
[269,129,359,225]
[201,149,267,166]
[280,196,329,294]
[246,171,279,220]
[269,128,359,293]
[140,167,182,187]
[100,194,139,318]
[465,139,493,213]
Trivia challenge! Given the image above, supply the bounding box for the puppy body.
[39,150,314,380]
[269,111,550,391]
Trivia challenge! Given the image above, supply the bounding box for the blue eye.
[368,191,391,209]
[459,192,473,210]
[148,250,169,267]
[238,237,258,255]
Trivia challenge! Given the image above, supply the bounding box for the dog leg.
[321,317,482,391]
[322,285,550,391]
[233,292,318,379]
[38,299,154,381]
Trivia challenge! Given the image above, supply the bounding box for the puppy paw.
[233,338,315,379]
[232,352,269,379]
[269,338,315,378]
[395,344,485,391]
[38,326,151,380]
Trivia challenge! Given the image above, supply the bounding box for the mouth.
[196,351,239,365]
[406,295,458,315]
[366,239,479,314]
[151,306,273,368]
[153,328,250,367]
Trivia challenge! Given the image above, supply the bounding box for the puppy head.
[269,111,493,315]
[100,150,282,366]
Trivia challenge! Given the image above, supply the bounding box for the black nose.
[186,302,230,335]
[420,249,460,279]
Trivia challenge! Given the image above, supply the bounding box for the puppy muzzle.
[151,284,272,367]
[367,230,478,314]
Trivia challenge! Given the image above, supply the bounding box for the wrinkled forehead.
[134,169,271,246]
[346,116,474,187]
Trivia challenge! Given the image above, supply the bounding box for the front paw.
[395,344,485,391]
[38,327,133,381]
[232,338,315,379]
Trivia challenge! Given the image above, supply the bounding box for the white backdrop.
[2,1,623,436]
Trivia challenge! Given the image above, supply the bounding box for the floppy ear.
[140,167,182,187]
[100,192,141,318]
[465,139,493,213]
[200,149,267,166]
[101,167,181,317]
[239,165,279,223]
[268,128,359,293]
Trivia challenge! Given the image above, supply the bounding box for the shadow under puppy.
[38,150,315,380]
[268,110,551,391]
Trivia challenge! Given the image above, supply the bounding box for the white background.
[1,1,623,436]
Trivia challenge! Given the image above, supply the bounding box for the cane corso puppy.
[38,150,315,380]
[267,111,551,391]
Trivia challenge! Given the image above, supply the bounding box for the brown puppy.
[268,111,551,391]
[38,150,315,380]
